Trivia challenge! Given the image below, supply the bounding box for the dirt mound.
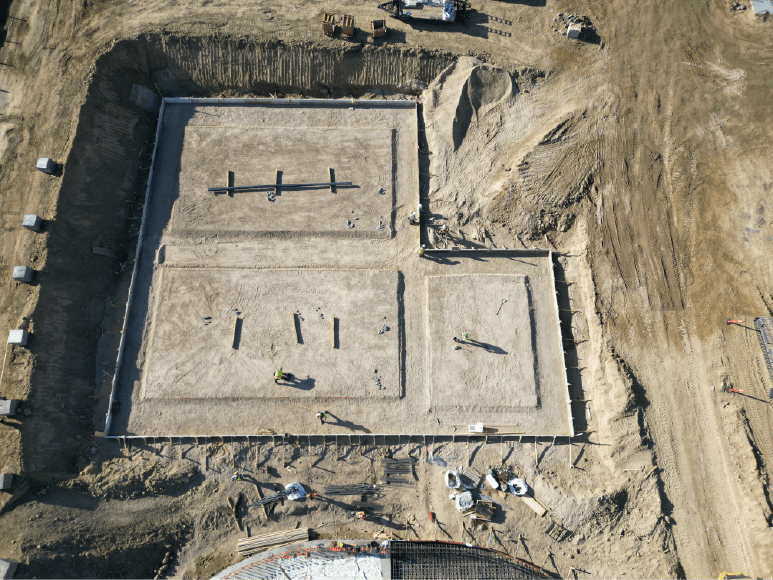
[62,458,198,500]
[423,57,515,150]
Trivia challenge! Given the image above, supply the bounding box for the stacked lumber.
[236,528,310,557]
[323,483,379,496]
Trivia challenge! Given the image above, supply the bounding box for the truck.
[377,0,470,24]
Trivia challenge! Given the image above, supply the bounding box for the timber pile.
[237,528,310,557]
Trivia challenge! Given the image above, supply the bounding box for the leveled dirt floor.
[109,99,570,437]
[0,0,772,578]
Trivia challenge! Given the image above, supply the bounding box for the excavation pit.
[108,99,572,438]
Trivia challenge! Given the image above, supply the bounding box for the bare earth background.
[0,0,771,577]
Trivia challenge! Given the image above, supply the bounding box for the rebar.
[322,484,379,496]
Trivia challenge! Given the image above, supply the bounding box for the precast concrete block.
[36,157,56,174]
[0,400,18,416]
[0,558,18,579]
[22,214,42,231]
[0,473,12,490]
[567,23,582,39]
[12,266,33,283]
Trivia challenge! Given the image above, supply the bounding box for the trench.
[22,35,457,474]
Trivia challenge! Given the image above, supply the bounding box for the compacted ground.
[0,0,772,578]
[110,99,571,437]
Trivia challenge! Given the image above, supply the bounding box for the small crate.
[371,19,387,38]
[341,14,355,38]
[322,12,337,36]
[0,473,12,490]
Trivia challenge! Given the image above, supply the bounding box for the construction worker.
[462,332,470,342]
[232,471,242,482]
[316,411,329,425]
[439,224,449,235]
[274,368,293,383]
[418,244,426,257]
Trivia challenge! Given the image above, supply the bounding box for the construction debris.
[249,482,306,509]
[455,491,473,511]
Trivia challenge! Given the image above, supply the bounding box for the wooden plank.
[520,495,547,517]
[329,168,336,194]
[331,317,338,349]
[275,169,282,195]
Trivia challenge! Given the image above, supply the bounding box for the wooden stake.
[232,316,241,349]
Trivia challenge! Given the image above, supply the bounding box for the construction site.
[0,0,773,578]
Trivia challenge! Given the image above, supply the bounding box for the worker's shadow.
[423,254,460,266]
[324,412,372,434]
[464,339,507,355]
[281,375,316,391]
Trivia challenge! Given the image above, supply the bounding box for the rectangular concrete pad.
[141,268,399,400]
[428,275,539,411]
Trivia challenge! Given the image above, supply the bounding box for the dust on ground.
[0,0,772,577]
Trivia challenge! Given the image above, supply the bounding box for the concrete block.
[0,559,18,579]
[36,157,56,174]
[0,400,18,416]
[12,266,33,283]
[22,214,42,232]
[567,23,582,39]
[7,330,29,346]
[0,473,12,490]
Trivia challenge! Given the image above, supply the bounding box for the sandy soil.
[0,0,772,577]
